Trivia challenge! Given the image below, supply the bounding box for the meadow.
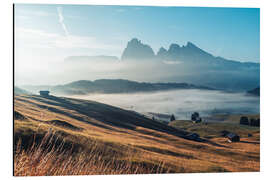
[14,95,260,176]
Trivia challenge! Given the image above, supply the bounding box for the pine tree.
[170,114,176,122]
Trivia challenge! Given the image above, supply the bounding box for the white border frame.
[1,0,269,179]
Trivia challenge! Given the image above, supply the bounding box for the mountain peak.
[169,43,181,51]
[129,38,141,44]
[157,47,168,59]
[186,41,198,48]
[121,38,155,60]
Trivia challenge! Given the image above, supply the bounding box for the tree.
[240,116,249,125]
[191,112,199,121]
[170,114,176,122]
[250,118,260,127]
[256,118,260,127]
[250,118,256,126]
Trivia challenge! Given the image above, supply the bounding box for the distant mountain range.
[247,86,260,96]
[121,38,155,60]
[122,38,259,70]
[66,38,258,68]
[21,79,214,95]
[61,38,259,91]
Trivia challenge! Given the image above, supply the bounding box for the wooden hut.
[39,90,50,96]
[226,133,240,142]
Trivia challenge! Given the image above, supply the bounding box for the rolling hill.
[21,79,214,95]
[14,94,260,175]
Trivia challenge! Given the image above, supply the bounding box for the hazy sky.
[15,4,260,63]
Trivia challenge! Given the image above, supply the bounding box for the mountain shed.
[39,90,50,96]
[226,133,240,142]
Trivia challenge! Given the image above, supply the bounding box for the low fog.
[15,59,194,86]
[68,89,260,121]
[15,57,259,92]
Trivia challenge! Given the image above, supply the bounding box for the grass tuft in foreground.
[14,129,169,176]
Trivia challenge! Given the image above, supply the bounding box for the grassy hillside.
[169,120,259,139]
[14,95,260,175]
[205,114,260,124]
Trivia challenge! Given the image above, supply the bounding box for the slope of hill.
[169,120,259,139]
[14,86,31,95]
[14,95,260,175]
[22,79,214,95]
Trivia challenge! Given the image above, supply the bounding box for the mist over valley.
[16,38,259,91]
[17,38,260,120]
[67,89,260,121]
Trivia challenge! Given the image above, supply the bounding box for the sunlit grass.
[14,95,260,175]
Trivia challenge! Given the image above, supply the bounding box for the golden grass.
[209,114,260,124]
[14,95,260,175]
[14,130,169,176]
[169,120,260,138]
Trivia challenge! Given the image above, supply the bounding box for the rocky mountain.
[118,38,260,91]
[121,38,155,60]
[159,42,259,70]
[158,42,213,62]
[122,38,259,70]
[60,38,259,91]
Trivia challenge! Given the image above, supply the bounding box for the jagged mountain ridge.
[121,38,155,60]
[56,38,259,91]
[64,38,259,70]
[121,38,259,69]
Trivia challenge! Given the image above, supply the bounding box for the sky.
[15,4,260,62]
[14,4,260,85]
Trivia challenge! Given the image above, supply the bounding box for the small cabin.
[226,133,240,143]
[39,90,50,96]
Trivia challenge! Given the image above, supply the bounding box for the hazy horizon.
[15,5,260,91]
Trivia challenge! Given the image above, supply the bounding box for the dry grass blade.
[14,130,166,176]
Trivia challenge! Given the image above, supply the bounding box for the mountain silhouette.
[62,38,259,91]
[120,38,259,70]
[121,38,155,60]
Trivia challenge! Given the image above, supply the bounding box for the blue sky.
[15,4,260,63]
